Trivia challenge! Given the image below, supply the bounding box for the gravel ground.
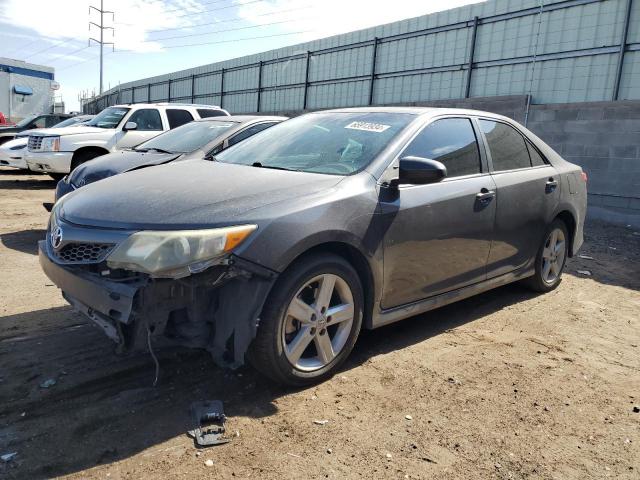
[0,167,639,479]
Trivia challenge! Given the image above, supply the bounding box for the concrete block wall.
[527,100,640,226]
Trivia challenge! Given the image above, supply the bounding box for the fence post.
[167,78,172,103]
[191,74,196,103]
[368,37,379,105]
[613,0,633,100]
[302,51,312,110]
[220,68,225,108]
[465,17,479,99]
[256,61,263,112]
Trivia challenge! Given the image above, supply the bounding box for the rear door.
[381,117,497,309]
[478,118,560,278]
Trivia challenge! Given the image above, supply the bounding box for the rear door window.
[128,109,163,131]
[166,109,194,129]
[227,122,279,147]
[402,118,481,178]
[32,116,47,128]
[197,109,227,118]
[479,120,531,171]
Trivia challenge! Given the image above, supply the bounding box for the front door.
[477,119,560,278]
[115,108,165,149]
[381,117,496,310]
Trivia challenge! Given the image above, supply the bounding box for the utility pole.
[89,0,114,95]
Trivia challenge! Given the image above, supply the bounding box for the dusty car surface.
[54,115,287,201]
[39,107,587,386]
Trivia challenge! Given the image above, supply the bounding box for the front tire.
[248,253,363,386]
[70,149,104,173]
[524,219,569,292]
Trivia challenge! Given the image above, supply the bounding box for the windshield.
[53,117,84,128]
[135,120,238,154]
[15,115,37,128]
[86,107,130,129]
[215,112,414,175]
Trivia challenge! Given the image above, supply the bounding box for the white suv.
[25,103,229,180]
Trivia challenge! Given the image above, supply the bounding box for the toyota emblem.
[51,226,63,250]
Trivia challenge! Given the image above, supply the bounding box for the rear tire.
[248,253,363,386]
[523,219,569,293]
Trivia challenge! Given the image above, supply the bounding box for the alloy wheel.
[282,273,355,371]
[541,227,566,284]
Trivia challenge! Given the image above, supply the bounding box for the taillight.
[580,171,588,183]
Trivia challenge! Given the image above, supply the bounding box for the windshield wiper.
[251,162,298,172]
[136,147,174,154]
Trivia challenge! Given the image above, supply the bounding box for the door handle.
[546,177,558,193]
[476,188,495,202]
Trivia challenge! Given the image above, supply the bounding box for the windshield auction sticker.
[345,121,391,133]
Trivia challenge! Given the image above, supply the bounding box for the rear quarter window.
[197,109,227,118]
[166,109,194,129]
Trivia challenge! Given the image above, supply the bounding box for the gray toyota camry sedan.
[39,107,587,386]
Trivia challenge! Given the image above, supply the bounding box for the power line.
[148,16,312,43]
[23,37,83,60]
[115,30,310,52]
[146,4,312,34]
[171,0,265,19]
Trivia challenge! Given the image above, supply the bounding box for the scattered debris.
[577,270,592,276]
[287,453,302,459]
[385,453,393,460]
[326,448,332,454]
[633,406,640,413]
[578,254,594,260]
[1,452,17,462]
[204,459,214,467]
[188,401,231,447]
[313,419,329,425]
[39,378,56,388]
[195,451,201,457]
[405,415,413,420]
[544,406,551,412]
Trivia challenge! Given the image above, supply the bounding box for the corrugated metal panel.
[376,70,467,103]
[628,0,640,42]
[133,85,148,103]
[85,0,636,113]
[619,51,640,99]
[170,78,192,100]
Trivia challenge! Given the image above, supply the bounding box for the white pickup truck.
[25,103,229,180]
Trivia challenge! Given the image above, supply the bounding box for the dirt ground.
[0,167,639,480]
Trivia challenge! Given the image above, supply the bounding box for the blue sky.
[0,0,483,111]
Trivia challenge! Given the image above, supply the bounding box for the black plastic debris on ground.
[187,400,231,447]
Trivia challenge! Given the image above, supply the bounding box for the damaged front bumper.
[38,240,277,367]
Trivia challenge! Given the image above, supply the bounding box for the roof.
[314,106,512,121]
[198,115,287,123]
[112,103,224,109]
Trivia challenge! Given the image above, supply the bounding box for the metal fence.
[84,0,640,115]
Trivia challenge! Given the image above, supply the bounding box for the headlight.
[106,225,257,277]
[41,136,60,152]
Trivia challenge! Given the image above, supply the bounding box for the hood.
[0,126,20,135]
[59,160,343,229]
[70,149,181,186]
[38,126,113,136]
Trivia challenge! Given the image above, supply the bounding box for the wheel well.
[291,242,375,330]
[72,147,109,165]
[555,210,576,257]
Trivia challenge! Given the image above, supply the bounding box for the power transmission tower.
[89,0,114,95]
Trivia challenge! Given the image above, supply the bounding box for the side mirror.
[123,121,138,131]
[398,156,447,185]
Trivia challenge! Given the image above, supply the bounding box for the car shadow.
[0,282,538,479]
[0,229,46,255]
